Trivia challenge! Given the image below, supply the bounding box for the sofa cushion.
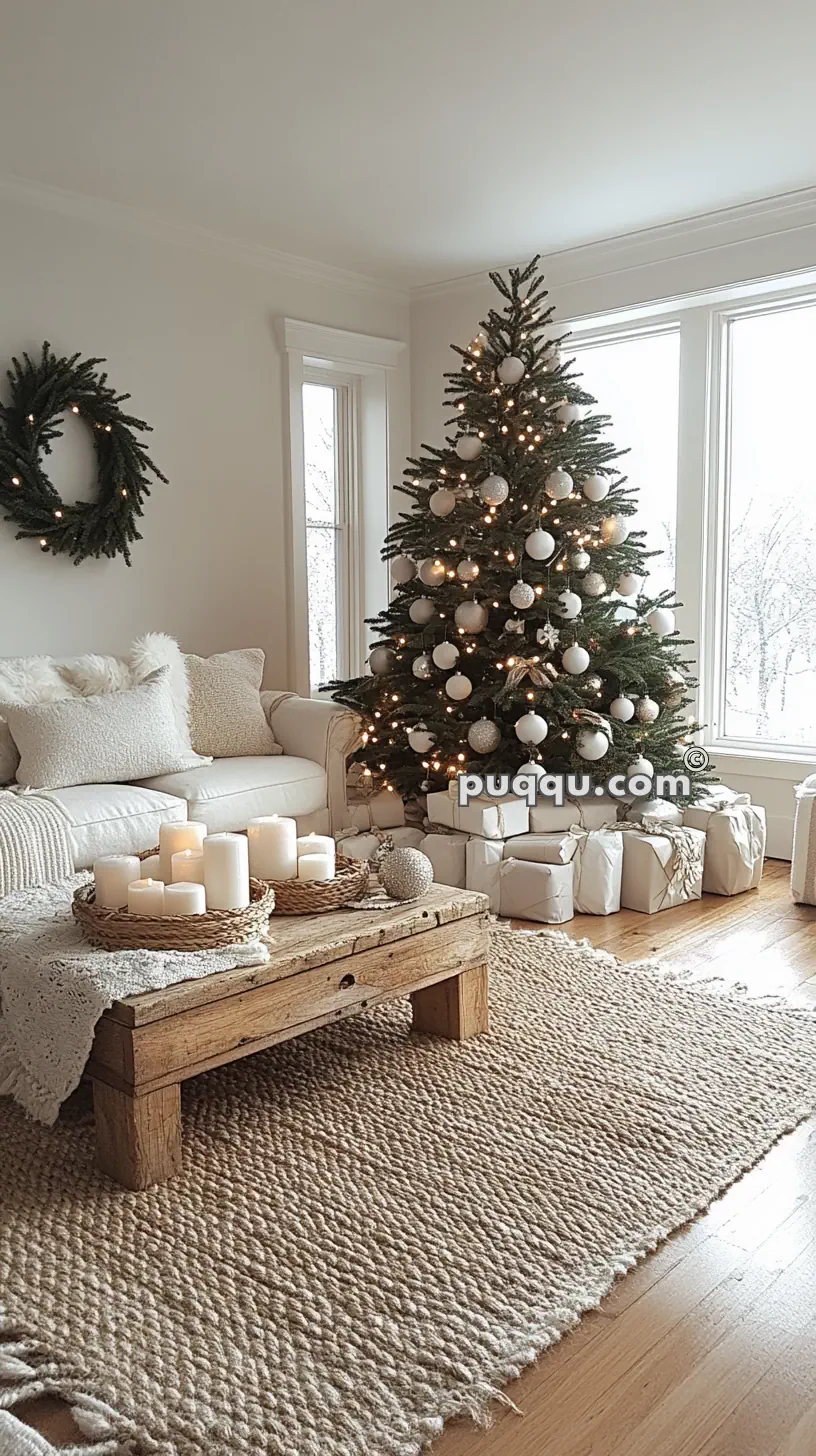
[38,783,187,870]
[136,755,327,833]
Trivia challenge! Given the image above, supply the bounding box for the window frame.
[302,368,361,690]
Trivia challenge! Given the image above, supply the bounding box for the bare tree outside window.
[303,382,339,691]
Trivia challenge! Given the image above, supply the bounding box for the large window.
[302,377,354,691]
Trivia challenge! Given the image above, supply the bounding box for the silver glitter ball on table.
[379,848,434,901]
[467,717,502,754]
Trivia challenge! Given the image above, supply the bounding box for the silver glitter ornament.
[568,548,591,572]
[467,718,502,754]
[379,847,434,901]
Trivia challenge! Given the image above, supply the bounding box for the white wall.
[0,189,409,686]
[409,194,816,858]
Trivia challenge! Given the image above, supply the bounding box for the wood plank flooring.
[15,859,816,1454]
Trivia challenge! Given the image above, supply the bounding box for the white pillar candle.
[140,853,161,880]
[202,833,250,910]
[171,849,205,884]
[297,852,334,882]
[127,878,165,916]
[94,854,141,909]
[247,815,298,880]
[296,833,336,862]
[164,882,207,916]
[159,821,207,883]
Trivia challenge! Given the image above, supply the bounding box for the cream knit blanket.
[0,788,74,897]
[0,875,269,1124]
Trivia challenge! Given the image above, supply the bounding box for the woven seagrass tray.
[72,877,275,952]
[265,853,369,915]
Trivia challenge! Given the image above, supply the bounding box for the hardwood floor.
[17,859,816,1454]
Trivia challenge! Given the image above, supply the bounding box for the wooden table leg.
[411,963,489,1041]
[92,1080,182,1190]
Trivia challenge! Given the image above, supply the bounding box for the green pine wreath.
[0,342,167,565]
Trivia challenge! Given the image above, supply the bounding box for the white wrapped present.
[503,832,577,865]
[529,795,618,833]
[337,831,383,861]
[694,785,750,811]
[626,798,684,828]
[347,791,406,830]
[389,827,427,851]
[792,773,816,905]
[620,825,706,914]
[465,837,504,913]
[422,830,469,888]
[571,828,623,915]
[499,858,574,923]
[426,790,529,840]
[683,801,766,895]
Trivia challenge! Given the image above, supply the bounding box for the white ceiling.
[1,0,814,290]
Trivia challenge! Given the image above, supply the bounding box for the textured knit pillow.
[5,668,207,789]
[0,656,77,784]
[184,648,281,758]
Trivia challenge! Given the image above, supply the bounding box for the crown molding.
[411,186,816,300]
[0,172,410,307]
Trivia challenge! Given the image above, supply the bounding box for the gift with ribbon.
[618,822,706,914]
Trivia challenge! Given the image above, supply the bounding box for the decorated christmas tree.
[331,257,705,803]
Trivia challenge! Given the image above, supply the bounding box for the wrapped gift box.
[348,791,406,831]
[626,798,684,828]
[571,828,623,915]
[499,858,574,923]
[389,827,427,851]
[423,830,469,888]
[503,832,577,865]
[683,802,765,895]
[620,826,706,914]
[792,773,816,905]
[465,837,504,913]
[426,790,529,840]
[338,831,383,861]
[529,795,618,834]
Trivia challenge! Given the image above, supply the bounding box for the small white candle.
[203,833,250,910]
[164,882,206,916]
[159,821,207,883]
[127,878,165,916]
[140,853,161,880]
[297,852,334,882]
[247,815,298,880]
[171,849,205,884]
[296,833,336,862]
[94,854,141,909]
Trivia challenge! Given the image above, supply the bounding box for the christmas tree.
[331,257,705,803]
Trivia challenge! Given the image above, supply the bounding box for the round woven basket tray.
[267,853,370,915]
[72,877,275,952]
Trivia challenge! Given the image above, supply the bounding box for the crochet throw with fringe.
[2,927,816,1455]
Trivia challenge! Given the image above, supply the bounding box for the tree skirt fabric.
[2,928,816,1456]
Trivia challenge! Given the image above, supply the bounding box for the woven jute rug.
[2,927,816,1456]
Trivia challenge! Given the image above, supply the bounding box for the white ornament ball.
[636,696,660,723]
[515,711,548,745]
[556,401,583,425]
[525,528,556,561]
[412,652,433,680]
[478,474,509,507]
[556,589,582,620]
[509,580,536,610]
[407,724,435,754]
[390,555,416,584]
[467,718,502,754]
[445,672,473,701]
[616,572,644,598]
[544,467,573,500]
[663,667,685,707]
[569,548,591,572]
[455,600,488,633]
[497,355,525,385]
[562,644,590,675]
[418,557,447,587]
[577,728,610,761]
[581,571,607,597]
[600,515,630,546]
[455,434,483,461]
[379,847,434,902]
[518,759,547,779]
[504,617,525,634]
[369,647,394,675]
[628,756,654,778]
[610,695,635,722]
[456,558,480,582]
[429,488,456,517]
[582,473,610,503]
[409,597,436,625]
[647,607,676,638]
[432,641,460,670]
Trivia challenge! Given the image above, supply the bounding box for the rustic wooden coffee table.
[87,885,490,1189]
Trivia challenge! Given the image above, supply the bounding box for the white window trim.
[280,320,408,698]
[567,272,816,770]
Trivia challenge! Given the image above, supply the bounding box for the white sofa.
[30,690,359,870]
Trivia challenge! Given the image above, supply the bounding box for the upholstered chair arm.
[260,692,361,834]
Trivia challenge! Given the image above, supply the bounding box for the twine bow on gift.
[613,821,704,909]
[505,656,558,689]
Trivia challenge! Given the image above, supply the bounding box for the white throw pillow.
[185,648,282,758]
[0,656,77,784]
[6,668,208,789]
[60,631,206,764]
